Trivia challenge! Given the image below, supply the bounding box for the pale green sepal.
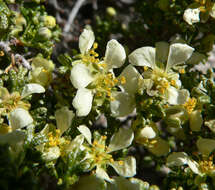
[70,64,93,89]
[96,167,113,182]
[73,88,93,117]
[166,43,194,71]
[9,108,33,130]
[166,152,188,166]
[197,138,215,156]
[110,92,135,117]
[70,175,107,190]
[0,131,26,145]
[0,87,9,102]
[79,29,95,54]
[189,110,202,132]
[21,83,45,99]
[55,107,74,135]
[42,146,61,161]
[107,127,134,153]
[155,41,169,64]
[78,125,92,145]
[109,156,136,177]
[104,39,126,70]
[128,47,156,68]
[119,65,143,94]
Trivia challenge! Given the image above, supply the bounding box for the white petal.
[109,156,136,177]
[110,92,135,117]
[9,108,33,130]
[104,39,126,70]
[166,152,188,166]
[119,65,143,94]
[148,138,170,157]
[73,88,93,117]
[166,43,194,71]
[107,128,134,153]
[139,126,156,139]
[167,87,189,105]
[155,42,169,64]
[78,125,92,144]
[210,3,215,18]
[128,47,156,68]
[65,134,85,155]
[70,64,93,89]
[189,110,203,132]
[197,138,215,156]
[187,159,200,175]
[96,167,113,182]
[21,83,45,99]
[55,107,74,135]
[42,146,61,161]
[79,29,95,54]
[183,8,200,25]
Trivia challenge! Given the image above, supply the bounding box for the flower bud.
[106,7,117,17]
[41,15,56,28]
[38,27,52,40]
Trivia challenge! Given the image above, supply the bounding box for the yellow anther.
[118,161,124,165]
[93,140,98,146]
[110,158,114,163]
[56,129,61,135]
[110,96,115,101]
[114,78,118,83]
[183,97,197,114]
[159,88,165,94]
[179,68,185,74]
[170,80,176,86]
[42,68,48,73]
[102,135,107,140]
[144,66,148,71]
[120,76,126,84]
[0,51,4,56]
[97,92,103,97]
[0,125,12,134]
[93,42,98,49]
[94,53,99,57]
[150,140,157,144]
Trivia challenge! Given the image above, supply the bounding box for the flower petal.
[167,87,189,105]
[0,131,26,145]
[55,107,74,135]
[9,108,33,130]
[183,8,200,25]
[209,3,215,19]
[166,152,188,166]
[119,65,143,94]
[73,88,93,117]
[104,39,126,70]
[155,41,169,64]
[79,29,95,54]
[109,156,136,177]
[110,92,135,117]
[21,83,45,99]
[187,159,200,175]
[197,138,215,156]
[70,64,93,89]
[128,47,156,68]
[139,126,156,139]
[96,167,113,182]
[189,110,203,132]
[42,146,61,161]
[166,43,194,71]
[78,125,92,144]
[107,127,134,153]
[65,134,85,155]
[148,138,170,156]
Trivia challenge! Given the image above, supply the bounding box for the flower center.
[199,155,215,173]
[48,129,61,147]
[183,98,197,114]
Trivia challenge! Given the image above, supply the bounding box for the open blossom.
[77,125,136,181]
[70,29,126,116]
[128,42,194,105]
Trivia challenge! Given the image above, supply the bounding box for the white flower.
[128,42,194,105]
[183,8,200,25]
[77,125,136,181]
[70,29,126,116]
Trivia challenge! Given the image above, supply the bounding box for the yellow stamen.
[144,66,148,71]
[0,51,4,56]
[118,161,124,165]
[183,97,197,114]
[179,68,185,74]
[120,76,126,84]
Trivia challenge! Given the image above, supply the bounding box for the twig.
[63,0,87,33]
